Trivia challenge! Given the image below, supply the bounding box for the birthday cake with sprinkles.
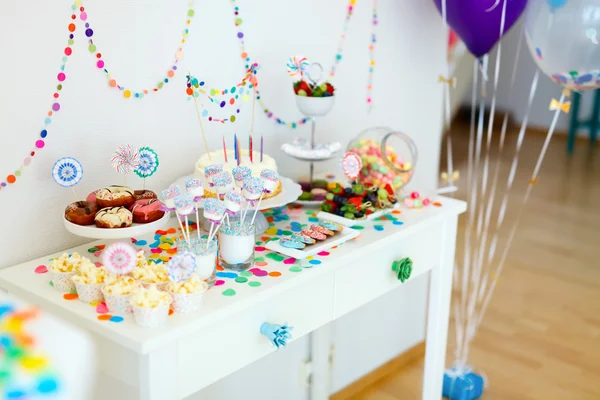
[194,149,281,199]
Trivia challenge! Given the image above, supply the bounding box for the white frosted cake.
[195,149,281,198]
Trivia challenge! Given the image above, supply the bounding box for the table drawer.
[333,223,443,318]
[177,272,335,397]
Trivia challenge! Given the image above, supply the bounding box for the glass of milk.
[218,215,255,271]
[177,236,218,287]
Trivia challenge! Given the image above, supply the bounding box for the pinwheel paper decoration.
[135,147,159,178]
[342,152,362,181]
[52,157,83,188]
[286,55,309,79]
[101,242,137,275]
[111,144,140,175]
[167,252,197,283]
[260,322,294,349]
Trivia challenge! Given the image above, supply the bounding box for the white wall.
[0,0,446,398]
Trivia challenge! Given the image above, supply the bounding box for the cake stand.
[170,175,302,235]
[63,212,171,240]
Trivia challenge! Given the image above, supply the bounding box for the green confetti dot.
[248,281,261,287]
[88,247,98,253]
[305,211,315,215]
[158,82,164,89]
[68,39,74,46]
[235,18,243,25]
[266,253,284,262]
[255,256,265,262]
[49,281,54,287]
[88,44,96,53]
[222,288,236,296]
[281,230,292,236]
[289,266,302,273]
[235,277,248,283]
[336,54,342,61]
[351,225,365,230]
[188,9,195,17]
[255,241,263,245]
[239,271,252,277]
[230,115,236,123]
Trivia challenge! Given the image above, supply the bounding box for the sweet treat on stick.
[260,169,279,193]
[204,164,224,187]
[160,185,180,209]
[134,190,157,201]
[129,199,165,223]
[174,195,195,216]
[213,172,233,198]
[64,201,99,226]
[94,207,133,228]
[224,191,244,214]
[95,185,135,208]
[242,177,264,204]
[232,166,251,188]
[185,178,204,199]
[203,198,226,223]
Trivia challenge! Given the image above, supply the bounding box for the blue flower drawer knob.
[260,322,294,350]
[391,257,412,283]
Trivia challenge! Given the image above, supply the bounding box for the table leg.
[310,324,331,400]
[137,343,179,400]
[422,217,457,400]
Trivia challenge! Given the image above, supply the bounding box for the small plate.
[264,225,359,259]
[64,212,171,240]
[316,203,401,227]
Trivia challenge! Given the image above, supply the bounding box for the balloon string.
[473,90,565,331]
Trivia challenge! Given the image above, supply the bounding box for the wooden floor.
[349,120,600,399]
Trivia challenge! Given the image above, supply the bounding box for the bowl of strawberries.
[294,80,335,117]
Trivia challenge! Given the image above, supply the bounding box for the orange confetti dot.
[6,175,16,184]
[63,293,78,300]
[266,216,274,223]
[169,309,174,316]
[108,79,116,87]
[216,265,224,271]
[143,90,148,95]
[167,70,175,78]
[47,111,53,117]
[97,314,112,321]
[241,52,248,59]
[392,210,402,214]
[268,271,281,277]
[68,23,76,32]
[433,202,442,207]
[229,98,235,105]
[186,88,193,95]
[256,262,268,267]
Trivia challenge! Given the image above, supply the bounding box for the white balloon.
[525,0,600,90]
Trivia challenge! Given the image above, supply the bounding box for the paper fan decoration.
[168,252,197,283]
[342,152,362,181]
[52,157,83,188]
[135,147,159,178]
[111,144,140,174]
[101,242,137,275]
[286,55,309,79]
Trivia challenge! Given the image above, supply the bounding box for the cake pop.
[204,164,223,187]
[213,172,233,199]
[232,166,251,189]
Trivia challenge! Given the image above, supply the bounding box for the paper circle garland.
[168,252,197,283]
[52,157,83,188]
[111,144,140,174]
[101,242,137,275]
[135,147,159,178]
[342,152,362,181]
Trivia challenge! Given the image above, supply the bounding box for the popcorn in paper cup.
[102,275,141,315]
[166,276,208,314]
[130,285,172,328]
[49,252,90,293]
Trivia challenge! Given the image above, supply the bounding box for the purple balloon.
[433,0,528,58]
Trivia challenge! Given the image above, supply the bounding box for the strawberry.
[326,83,335,94]
[384,184,394,195]
[347,197,363,208]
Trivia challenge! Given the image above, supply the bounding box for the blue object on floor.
[567,89,599,154]
[442,366,484,400]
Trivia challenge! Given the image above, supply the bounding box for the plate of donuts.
[62,185,172,239]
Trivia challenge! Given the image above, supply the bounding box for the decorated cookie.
[280,237,306,249]
[311,224,334,236]
[94,207,133,228]
[291,234,316,245]
[301,228,326,241]
[319,220,342,232]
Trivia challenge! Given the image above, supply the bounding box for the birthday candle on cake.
[260,135,264,162]
[236,135,241,166]
[234,133,238,161]
[223,136,228,162]
[250,135,253,163]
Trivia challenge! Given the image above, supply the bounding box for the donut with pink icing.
[129,198,166,224]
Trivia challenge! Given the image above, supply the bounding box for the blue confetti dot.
[393,221,404,226]
[134,240,147,246]
[110,316,124,323]
[308,217,319,223]
[374,225,384,231]
[202,110,208,117]
[37,378,59,394]
[290,222,302,232]
[216,272,238,279]
[0,305,14,318]
[0,335,13,347]
[309,260,321,265]
[149,241,160,248]
[6,389,27,399]
[40,130,48,138]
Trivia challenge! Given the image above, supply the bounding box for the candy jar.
[346,127,418,195]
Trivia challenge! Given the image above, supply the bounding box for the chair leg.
[590,89,600,147]
[567,91,581,154]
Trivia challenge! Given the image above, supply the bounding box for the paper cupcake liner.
[132,303,171,328]
[101,289,133,315]
[74,282,104,304]
[138,281,169,291]
[168,289,205,314]
[50,270,77,293]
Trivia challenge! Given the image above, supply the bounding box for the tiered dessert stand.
[64,210,171,240]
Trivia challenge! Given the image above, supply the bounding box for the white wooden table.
[0,196,465,400]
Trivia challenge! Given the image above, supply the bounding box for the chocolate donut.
[65,201,99,226]
[94,207,133,229]
[134,190,157,201]
[129,199,165,224]
[96,185,135,208]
